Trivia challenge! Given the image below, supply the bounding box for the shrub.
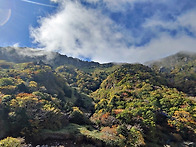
[0,78,14,86]
[0,137,24,147]
[70,107,90,125]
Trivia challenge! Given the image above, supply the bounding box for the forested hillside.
[0,47,195,147]
[147,52,196,96]
[91,64,195,146]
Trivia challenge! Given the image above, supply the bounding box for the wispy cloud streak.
[21,0,55,7]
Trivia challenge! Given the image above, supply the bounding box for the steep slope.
[55,64,120,94]
[146,51,196,96]
[0,61,94,141]
[0,46,118,95]
[91,63,196,146]
[0,47,195,146]
[92,64,167,100]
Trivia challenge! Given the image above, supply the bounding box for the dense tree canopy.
[0,51,195,146]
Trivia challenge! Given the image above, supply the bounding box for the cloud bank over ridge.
[30,0,196,63]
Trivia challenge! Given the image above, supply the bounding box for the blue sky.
[1,0,196,63]
[0,0,57,47]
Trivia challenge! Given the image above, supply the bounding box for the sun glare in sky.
[0,0,12,26]
[0,9,11,26]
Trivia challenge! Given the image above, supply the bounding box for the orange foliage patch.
[16,93,36,98]
[101,112,110,121]
[180,105,187,108]
[28,119,33,123]
[101,126,117,135]
[174,111,191,122]
[113,109,124,115]
[122,92,128,97]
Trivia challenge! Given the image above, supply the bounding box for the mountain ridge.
[1,46,196,69]
[145,51,196,68]
[0,46,114,69]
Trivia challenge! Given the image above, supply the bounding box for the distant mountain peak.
[145,51,196,68]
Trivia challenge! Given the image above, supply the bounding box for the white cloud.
[143,17,178,30]
[131,34,196,63]
[92,33,196,63]
[31,1,132,62]
[102,0,135,11]
[13,43,20,47]
[31,0,196,63]
[94,0,171,12]
[178,9,196,34]
[85,0,100,3]
[143,8,196,34]
[50,0,58,3]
